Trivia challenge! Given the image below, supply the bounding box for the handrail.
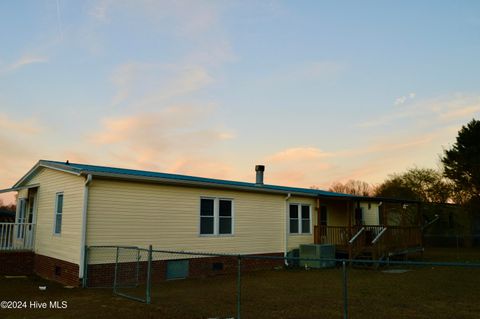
[422,214,440,231]
[371,227,387,244]
[348,227,365,244]
[0,222,35,251]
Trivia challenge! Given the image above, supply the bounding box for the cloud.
[89,0,112,22]
[267,147,333,163]
[263,147,333,186]
[0,113,44,135]
[360,93,480,127]
[2,55,48,73]
[262,125,453,189]
[394,92,416,106]
[89,0,222,35]
[439,105,480,120]
[168,157,234,179]
[0,113,49,204]
[83,0,234,63]
[88,104,234,171]
[343,94,478,185]
[110,63,213,107]
[338,133,438,158]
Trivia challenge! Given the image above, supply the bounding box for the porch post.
[315,197,320,244]
[346,201,352,260]
[400,202,406,227]
[384,204,388,226]
[347,201,352,237]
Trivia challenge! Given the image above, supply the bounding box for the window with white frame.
[289,203,311,234]
[200,198,233,236]
[54,193,64,235]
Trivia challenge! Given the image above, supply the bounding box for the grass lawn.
[1,248,479,319]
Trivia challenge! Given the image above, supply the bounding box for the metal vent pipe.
[255,165,265,185]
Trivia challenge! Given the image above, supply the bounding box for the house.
[0,160,422,286]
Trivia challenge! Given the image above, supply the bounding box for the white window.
[200,197,233,236]
[54,193,64,235]
[289,204,311,234]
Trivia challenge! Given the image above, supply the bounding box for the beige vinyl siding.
[17,188,29,199]
[87,179,287,262]
[287,196,316,250]
[360,202,380,225]
[319,200,349,226]
[23,168,84,264]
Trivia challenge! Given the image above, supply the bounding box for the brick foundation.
[34,254,79,287]
[87,252,284,288]
[0,251,34,275]
[1,251,284,288]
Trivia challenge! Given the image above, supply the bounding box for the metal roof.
[35,160,358,199]
[8,160,418,203]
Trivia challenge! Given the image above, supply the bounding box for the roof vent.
[255,165,265,185]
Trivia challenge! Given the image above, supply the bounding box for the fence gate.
[113,246,151,303]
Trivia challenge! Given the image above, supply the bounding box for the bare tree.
[329,180,375,196]
[0,199,16,212]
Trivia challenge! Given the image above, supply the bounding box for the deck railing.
[314,225,423,258]
[386,226,423,251]
[0,223,35,251]
[314,225,350,248]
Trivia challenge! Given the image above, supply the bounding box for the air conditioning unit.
[299,244,335,269]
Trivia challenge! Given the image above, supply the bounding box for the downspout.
[79,174,92,287]
[284,193,291,266]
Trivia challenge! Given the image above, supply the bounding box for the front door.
[354,207,363,226]
[317,206,328,242]
[15,189,37,248]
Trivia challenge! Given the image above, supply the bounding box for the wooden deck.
[314,225,423,260]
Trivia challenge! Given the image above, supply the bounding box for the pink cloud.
[168,157,234,179]
[267,147,332,163]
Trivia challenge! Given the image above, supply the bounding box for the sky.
[1,1,480,204]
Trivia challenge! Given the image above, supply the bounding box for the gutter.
[79,174,92,287]
[0,184,40,194]
[284,193,291,266]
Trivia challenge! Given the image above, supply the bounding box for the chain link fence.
[84,245,480,318]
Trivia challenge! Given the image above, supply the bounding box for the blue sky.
[1,1,480,203]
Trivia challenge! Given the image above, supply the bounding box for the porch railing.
[314,225,350,248]
[0,223,35,251]
[314,225,423,258]
[385,226,423,252]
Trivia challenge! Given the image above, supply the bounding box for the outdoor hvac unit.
[299,244,335,269]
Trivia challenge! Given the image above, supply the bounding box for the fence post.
[146,245,152,304]
[113,246,119,293]
[237,255,242,319]
[343,261,348,319]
